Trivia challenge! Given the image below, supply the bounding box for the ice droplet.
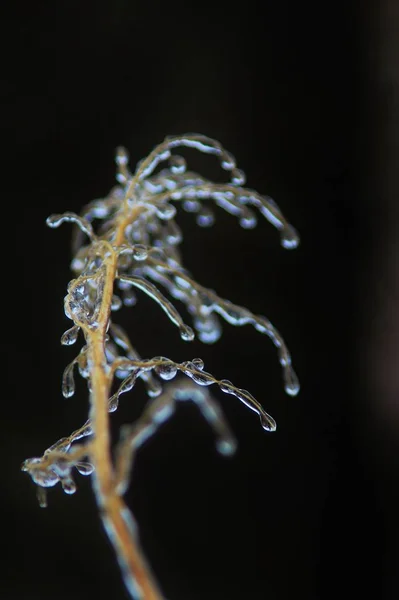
[185,366,214,386]
[116,146,129,166]
[60,325,80,346]
[108,393,119,413]
[183,199,200,213]
[156,203,176,220]
[155,362,178,381]
[283,366,300,396]
[231,168,246,186]
[75,462,94,476]
[145,375,163,398]
[196,207,215,227]
[81,421,93,437]
[111,294,123,311]
[220,151,236,170]
[61,477,76,495]
[191,358,204,370]
[132,244,149,261]
[169,154,187,174]
[122,289,137,306]
[281,224,300,249]
[219,379,235,394]
[216,438,237,456]
[260,412,277,432]
[239,211,257,229]
[179,324,195,342]
[165,220,183,245]
[62,362,76,398]
[219,380,276,432]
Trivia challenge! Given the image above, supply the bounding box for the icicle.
[62,360,76,398]
[60,325,80,346]
[118,275,195,342]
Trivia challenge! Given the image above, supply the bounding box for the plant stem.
[87,207,163,600]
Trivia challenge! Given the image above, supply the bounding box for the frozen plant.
[22,134,300,600]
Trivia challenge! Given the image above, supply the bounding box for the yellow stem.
[86,206,163,599]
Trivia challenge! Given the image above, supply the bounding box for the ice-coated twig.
[23,133,300,600]
[109,323,162,397]
[145,182,299,248]
[117,275,195,342]
[114,380,237,495]
[46,212,96,241]
[145,258,300,396]
[108,356,277,433]
[125,134,234,195]
[21,441,94,507]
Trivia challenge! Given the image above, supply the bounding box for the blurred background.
[2,1,399,599]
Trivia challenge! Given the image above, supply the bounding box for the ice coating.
[22,134,300,600]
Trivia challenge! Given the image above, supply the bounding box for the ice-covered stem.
[22,134,300,600]
[106,356,277,432]
[46,206,164,598]
[114,380,238,495]
[66,208,164,599]
[123,134,299,249]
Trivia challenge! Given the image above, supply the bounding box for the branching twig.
[22,134,300,599]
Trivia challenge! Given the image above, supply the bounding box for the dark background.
[2,2,399,599]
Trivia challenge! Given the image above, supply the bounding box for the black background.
[2,2,399,599]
